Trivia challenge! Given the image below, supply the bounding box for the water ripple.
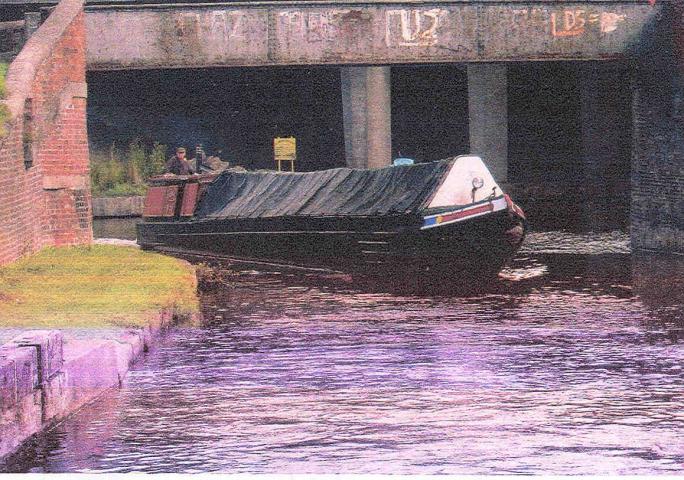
[2,235,683,474]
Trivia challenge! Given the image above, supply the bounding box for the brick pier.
[0,0,91,266]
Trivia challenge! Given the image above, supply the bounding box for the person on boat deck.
[165,147,195,175]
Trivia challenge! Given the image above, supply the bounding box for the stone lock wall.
[0,0,91,266]
[0,309,184,461]
[92,196,145,218]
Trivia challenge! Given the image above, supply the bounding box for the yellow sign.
[274,137,296,161]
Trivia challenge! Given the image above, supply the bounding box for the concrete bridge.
[86,1,657,69]
[0,0,682,264]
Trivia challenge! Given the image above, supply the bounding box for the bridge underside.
[88,61,634,231]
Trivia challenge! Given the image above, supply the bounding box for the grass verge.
[0,245,199,329]
[0,62,9,138]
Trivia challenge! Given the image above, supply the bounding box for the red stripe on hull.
[439,203,494,223]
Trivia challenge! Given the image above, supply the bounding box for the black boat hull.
[137,208,525,280]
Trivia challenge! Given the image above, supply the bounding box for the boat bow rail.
[421,196,509,230]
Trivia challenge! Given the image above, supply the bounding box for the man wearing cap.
[165,147,195,175]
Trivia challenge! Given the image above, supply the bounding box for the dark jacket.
[165,155,195,175]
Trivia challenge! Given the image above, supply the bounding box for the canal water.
[3,224,683,474]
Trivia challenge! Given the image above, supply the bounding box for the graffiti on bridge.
[384,9,446,47]
[549,10,627,37]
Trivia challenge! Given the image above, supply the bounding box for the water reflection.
[2,232,683,474]
[632,253,684,330]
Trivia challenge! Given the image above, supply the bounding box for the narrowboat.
[136,155,526,279]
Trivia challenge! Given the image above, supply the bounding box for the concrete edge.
[92,196,145,218]
[0,305,200,464]
[1,0,84,122]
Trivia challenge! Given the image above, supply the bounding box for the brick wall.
[0,0,91,266]
[631,2,684,253]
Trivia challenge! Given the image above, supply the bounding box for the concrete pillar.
[468,64,508,182]
[630,2,684,253]
[341,66,392,169]
[632,70,684,253]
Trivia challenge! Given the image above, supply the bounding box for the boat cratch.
[137,155,526,279]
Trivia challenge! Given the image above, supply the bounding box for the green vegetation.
[0,62,9,137]
[0,245,198,328]
[0,62,7,98]
[91,140,167,197]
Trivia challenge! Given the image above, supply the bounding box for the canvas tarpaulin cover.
[195,159,454,219]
